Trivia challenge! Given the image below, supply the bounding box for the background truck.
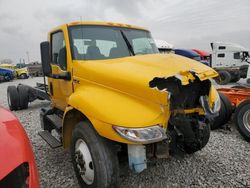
[0,63,29,79]
[154,39,174,53]
[26,62,43,77]
[210,42,250,85]
[7,21,221,187]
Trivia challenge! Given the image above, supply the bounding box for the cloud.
[0,0,250,63]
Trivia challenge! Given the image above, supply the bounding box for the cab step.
[46,114,62,131]
[38,130,62,148]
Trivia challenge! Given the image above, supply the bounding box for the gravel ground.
[0,77,250,188]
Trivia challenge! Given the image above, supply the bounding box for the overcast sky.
[0,0,250,63]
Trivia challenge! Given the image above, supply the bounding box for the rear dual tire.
[18,85,29,109]
[7,85,29,111]
[7,86,20,111]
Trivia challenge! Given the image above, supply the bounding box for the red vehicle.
[192,49,210,66]
[0,107,39,187]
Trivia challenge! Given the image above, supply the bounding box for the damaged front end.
[149,70,220,156]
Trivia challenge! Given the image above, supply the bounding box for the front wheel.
[19,73,28,79]
[71,121,119,188]
[235,100,250,142]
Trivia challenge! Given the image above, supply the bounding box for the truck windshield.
[69,25,159,60]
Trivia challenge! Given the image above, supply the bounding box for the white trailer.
[155,39,174,54]
[211,42,250,84]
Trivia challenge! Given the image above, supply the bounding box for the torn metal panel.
[149,71,211,111]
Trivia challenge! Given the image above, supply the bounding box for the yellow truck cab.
[0,63,29,79]
[39,21,220,187]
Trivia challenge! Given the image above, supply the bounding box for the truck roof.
[211,42,250,52]
[51,21,148,32]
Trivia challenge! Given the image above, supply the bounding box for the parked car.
[0,68,15,81]
[0,107,39,187]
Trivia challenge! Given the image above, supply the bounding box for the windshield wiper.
[120,30,135,56]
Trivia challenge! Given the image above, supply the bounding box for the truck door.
[49,30,73,110]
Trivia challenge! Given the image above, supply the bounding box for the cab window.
[51,31,67,70]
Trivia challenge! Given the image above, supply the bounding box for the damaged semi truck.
[7,22,221,187]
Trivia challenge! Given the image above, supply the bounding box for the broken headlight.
[113,125,167,144]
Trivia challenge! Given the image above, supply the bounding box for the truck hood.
[74,54,218,103]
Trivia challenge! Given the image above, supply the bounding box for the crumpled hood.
[74,53,218,103]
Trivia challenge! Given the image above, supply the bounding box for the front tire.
[71,121,119,188]
[19,73,27,79]
[235,100,250,142]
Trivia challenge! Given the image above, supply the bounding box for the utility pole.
[26,51,30,64]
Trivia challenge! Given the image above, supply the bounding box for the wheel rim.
[75,139,94,185]
[243,109,250,132]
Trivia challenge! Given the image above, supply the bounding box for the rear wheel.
[7,86,20,111]
[71,121,119,188]
[247,78,250,85]
[17,85,29,109]
[215,71,231,85]
[235,100,250,142]
[230,74,241,83]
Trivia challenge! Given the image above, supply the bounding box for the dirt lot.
[0,77,249,188]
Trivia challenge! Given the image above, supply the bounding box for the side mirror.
[40,41,52,76]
